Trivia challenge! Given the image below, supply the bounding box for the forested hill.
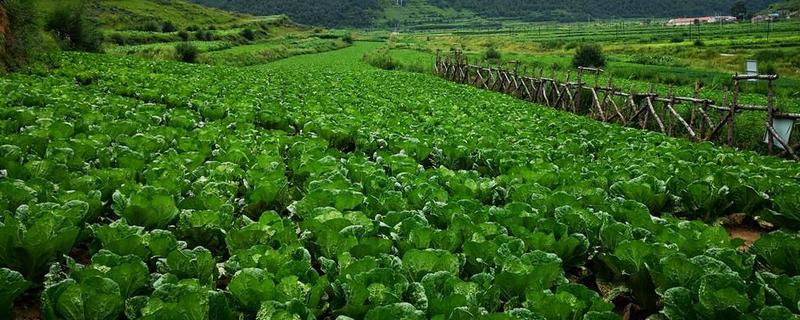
[190,0,779,27]
[430,0,777,21]
[190,0,382,28]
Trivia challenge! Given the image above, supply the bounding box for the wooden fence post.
[767,78,775,154]
[430,54,793,160]
[575,68,583,114]
[729,76,740,146]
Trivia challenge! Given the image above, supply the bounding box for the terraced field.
[1,42,800,319]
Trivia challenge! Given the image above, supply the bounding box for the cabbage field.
[1,42,800,319]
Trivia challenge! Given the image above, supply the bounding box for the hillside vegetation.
[430,0,778,21]
[191,0,382,28]
[88,0,244,30]
[191,0,782,27]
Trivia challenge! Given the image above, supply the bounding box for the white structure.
[746,60,758,81]
[765,118,795,150]
[666,16,737,26]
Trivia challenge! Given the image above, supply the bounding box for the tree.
[2,0,40,71]
[241,28,254,41]
[572,44,605,68]
[483,47,501,62]
[731,0,748,19]
[175,42,198,63]
[162,21,177,33]
[45,3,102,52]
[178,30,190,41]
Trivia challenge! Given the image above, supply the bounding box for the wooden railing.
[434,49,800,160]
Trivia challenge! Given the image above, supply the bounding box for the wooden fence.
[434,50,800,160]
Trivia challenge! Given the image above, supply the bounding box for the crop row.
[0,43,799,319]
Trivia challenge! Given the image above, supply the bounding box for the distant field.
[359,19,800,153]
[199,36,350,66]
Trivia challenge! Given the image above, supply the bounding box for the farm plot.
[1,42,799,319]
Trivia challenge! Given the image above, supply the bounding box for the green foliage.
[572,44,605,68]
[628,54,680,67]
[112,185,180,229]
[751,231,800,275]
[1,0,48,72]
[175,41,199,63]
[162,21,177,33]
[0,268,29,319]
[241,28,255,41]
[484,46,501,62]
[110,33,126,45]
[363,48,400,70]
[41,275,125,320]
[67,251,150,299]
[694,39,705,47]
[228,268,276,312]
[141,21,162,32]
[731,0,749,18]
[0,201,88,279]
[760,63,778,75]
[191,0,778,26]
[45,3,102,52]
[1,42,800,320]
[165,247,218,285]
[178,30,190,41]
[191,0,380,27]
[343,33,354,44]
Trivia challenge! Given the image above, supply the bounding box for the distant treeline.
[191,0,780,27]
[429,0,777,21]
[190,0,382,27]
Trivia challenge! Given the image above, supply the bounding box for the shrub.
[670,36,684,43]
[110,33,126,45]
[175,42,198,63]
[2,0,42,71]
[343,33,354,44]
[241,28,255,41]
[572,44,605,68]
[187,25,200,32]
[693,39,705,47]
[484,47,501,61]
[141,21,161,32]
[45,4,102,52]
[195,31,214,41]
[754,50,786,61]
[564,41,581,50]
[178,31,190,41]
[759,63,777,75]
[541,40,565,49]
[363,49,398,70]
[629,54,679,67]
[162,21,177,33]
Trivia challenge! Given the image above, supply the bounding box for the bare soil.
[725,225,763,250]
[13,290,41,320]
[721,213,766,250]
[0,6,9,36]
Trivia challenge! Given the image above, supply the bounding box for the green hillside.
[767,0,800,13]
[375,0,483,29]
[191,0,382,28]
[429,0,779,21]
[191,0,784,27]
[35,0,246,30]
[90,0,244,30]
